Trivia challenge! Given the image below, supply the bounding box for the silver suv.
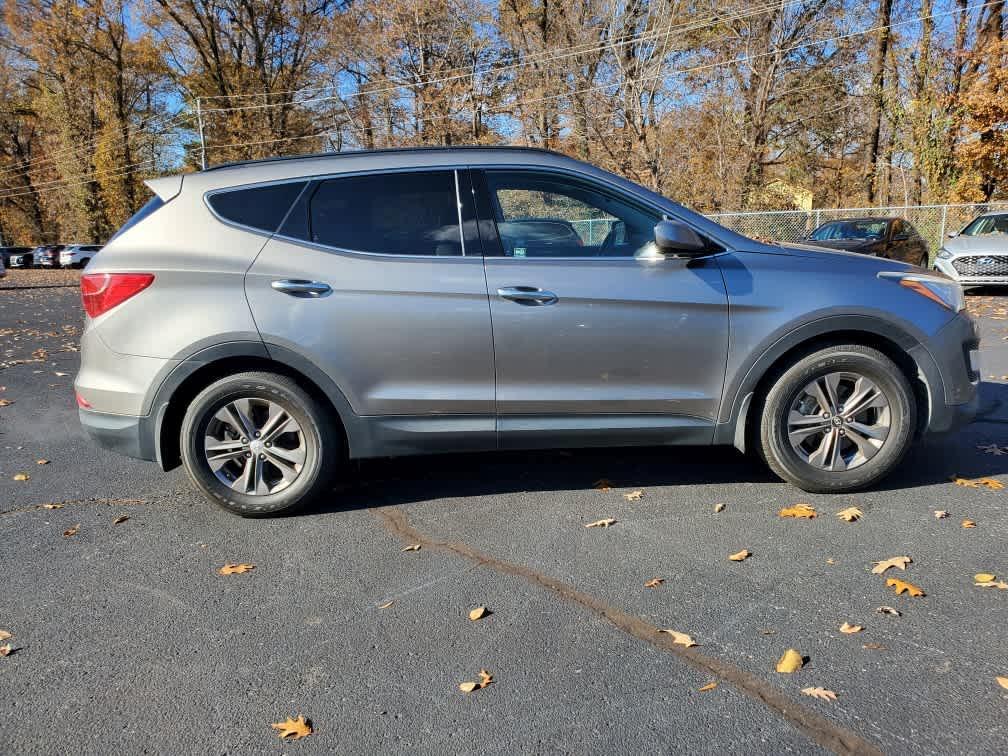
[75,147,979,516]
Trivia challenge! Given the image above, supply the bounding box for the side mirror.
[947,231,958,239]
[654,220,706,256]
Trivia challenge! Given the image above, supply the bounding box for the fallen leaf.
[886,578,925,597]
[876,606,901,616]
[934,510,949,519]
[41,503,63,510]
[761,629,777,635]
[401,544,421,552]
[35,459,49,465]
[624,490,644,501]
[839,622,864,634]
[112,515,129,525]
[801,686,838,701]
[862,643,886,650]
[953,475,1004,490]
[271,716,312,741]
[0,399,11,407]
[775,648,804,673]
[54,372,68,377]
[997,676,1008,690]
[975,580,1008,589]
[977,443,1007,455]
[584,518,616,528]
[12,473,29,482]
[468,606,489,621]
[592,478,612,491]
[826,558,836,564]
[644,578,664,588]
[698,682,717,692]
[0,644,12,657]
[871,556,911,574]
[714,503,725,513]
[459,668,493,693]
[378,600,395,609]
[836,506,863,522]
[962,519,977,528]
[659,629,697,647]
[975,573,997,583]
[779,503,816,519]
[218,563,255,575]
[63,524,79,537]
[728,549,750,562]
[0,630,10,641]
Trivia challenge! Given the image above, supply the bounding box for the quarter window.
[484,171,661,258]
[207,182,307,234]
[308,171,464,256]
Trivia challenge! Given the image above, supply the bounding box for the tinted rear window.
[307,171,463,256]
[208,182,307,233]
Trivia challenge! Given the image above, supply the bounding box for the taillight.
[75,392,92,409]
[80,273,154,318]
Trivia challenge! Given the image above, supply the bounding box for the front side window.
[308,170,464,256]
[484,171,660,258]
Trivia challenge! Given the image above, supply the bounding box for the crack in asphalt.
[375,507,882,756]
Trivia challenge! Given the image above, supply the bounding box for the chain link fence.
[705,202,1008,262]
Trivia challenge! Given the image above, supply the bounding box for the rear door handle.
[271,279,332,297]
[497,286,558,306]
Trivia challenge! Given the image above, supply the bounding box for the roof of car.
[201,145,565,173]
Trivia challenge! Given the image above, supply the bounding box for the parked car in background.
[9,247,42,268]
[34,244,66,268]
[0,250,5,278]
[0,246,33,267]
[806,217,930,267]
[75,147,977,516]
[935,212,1008,288]
[60,244,103,269]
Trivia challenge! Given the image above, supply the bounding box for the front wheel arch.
[731,329,929,455]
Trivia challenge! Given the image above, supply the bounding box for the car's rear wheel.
[180,371,338,516]
[759,344,916,493]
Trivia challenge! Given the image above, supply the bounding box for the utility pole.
[195,97,207,170]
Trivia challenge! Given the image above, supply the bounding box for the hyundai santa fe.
[75,147,979,516]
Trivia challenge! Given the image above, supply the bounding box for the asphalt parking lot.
[1,270,1007,754]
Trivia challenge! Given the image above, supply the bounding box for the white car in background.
[935,212,1008,287]
[59,244,103,269]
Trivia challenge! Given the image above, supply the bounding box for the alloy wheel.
[785,371,891,472]
[203,397,307,495]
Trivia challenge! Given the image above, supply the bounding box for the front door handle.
[497,286,558,306]
[271,279,332,297]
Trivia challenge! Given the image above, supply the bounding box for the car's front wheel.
[759,344,916,493]
[180,371,339,516]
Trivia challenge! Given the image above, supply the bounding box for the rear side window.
[308,171,463,256]
[208,182,306,233]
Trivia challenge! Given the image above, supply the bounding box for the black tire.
[919,253,929,269]
[180,371,339,516]
[759,344,916,493]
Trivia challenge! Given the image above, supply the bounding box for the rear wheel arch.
[726,324,931,454]
[154,350,353,471]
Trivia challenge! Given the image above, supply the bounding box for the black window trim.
[471,165,722,260]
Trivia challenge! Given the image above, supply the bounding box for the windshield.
[960,214,1008,236]
[810,220,888,241]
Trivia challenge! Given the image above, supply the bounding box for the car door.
[245,168,496,452]
[473,168,730,448]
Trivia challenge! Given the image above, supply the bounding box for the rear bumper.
[79,408,156,462]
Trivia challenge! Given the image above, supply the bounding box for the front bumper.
[910,310,980,434]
